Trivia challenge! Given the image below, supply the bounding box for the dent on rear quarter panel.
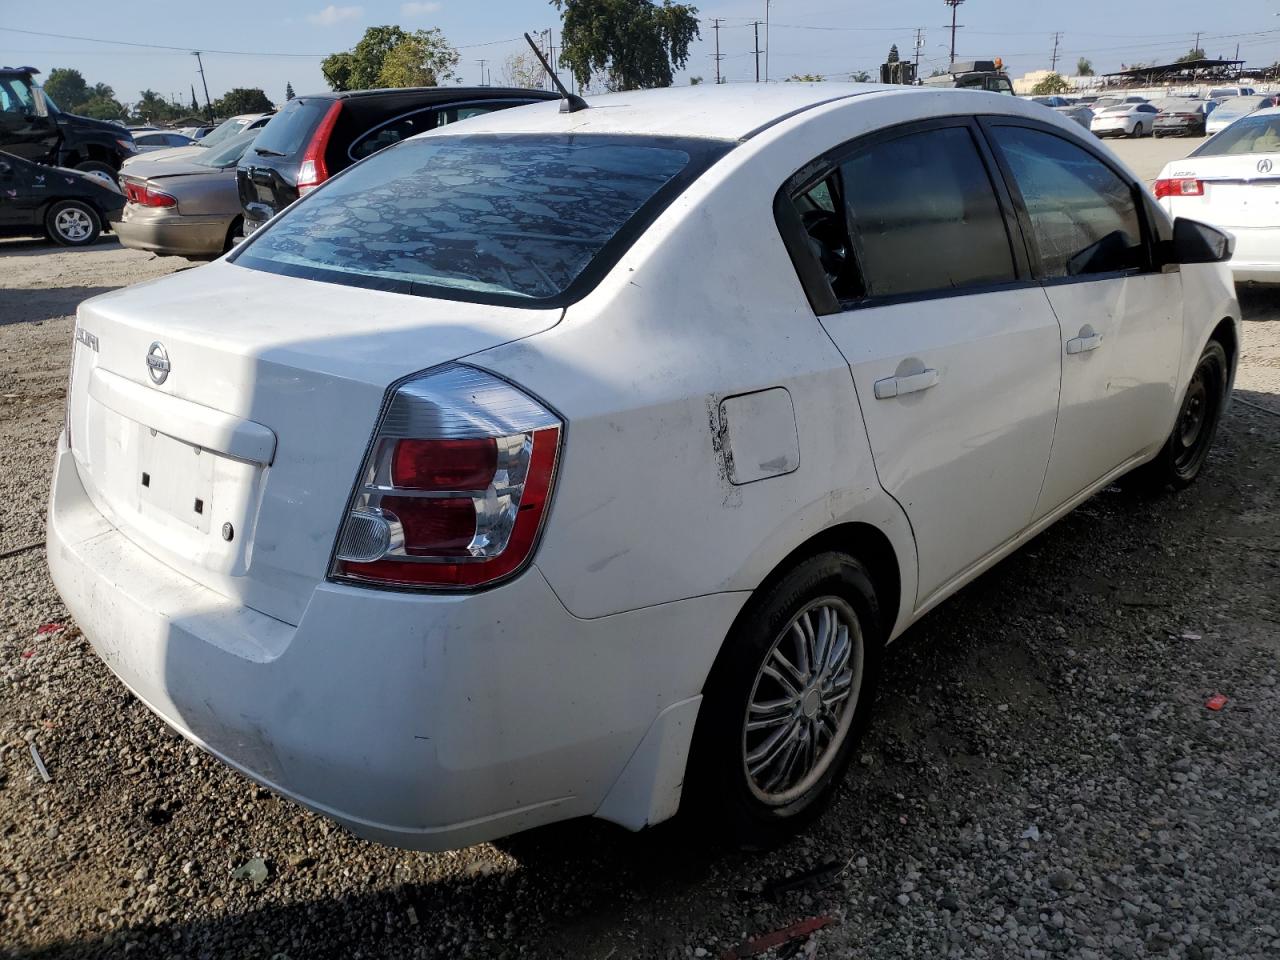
[471,95,925,633]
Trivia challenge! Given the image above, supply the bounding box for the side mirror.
[1166,217,1234,265]
[30,86,50,118]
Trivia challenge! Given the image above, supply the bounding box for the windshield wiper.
[253,147,286,157]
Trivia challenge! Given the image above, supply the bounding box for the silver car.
[114,130,256,259]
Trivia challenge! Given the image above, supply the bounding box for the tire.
[74,160,117,185]
[1131,340,1229,492]
[44,199,102,247]
[685,552,883,849]
[1130,122,1145,138]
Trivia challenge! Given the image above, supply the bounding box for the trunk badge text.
[74,327,99,352]
[146,342,171,385]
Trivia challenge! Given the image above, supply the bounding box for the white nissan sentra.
[49,84,1240,851]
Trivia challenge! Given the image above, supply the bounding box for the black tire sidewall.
[1134,339,1229,492]
[46,200,102,247]
[687,552,883,848]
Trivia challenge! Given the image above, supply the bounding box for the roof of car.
[296,85,560,103]
[422,83,1030,142]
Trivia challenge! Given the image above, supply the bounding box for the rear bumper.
[47,437,739,849]
[1226,227,1280,284]
[114,212,230,258]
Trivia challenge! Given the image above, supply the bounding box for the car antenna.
[523,32,588,113]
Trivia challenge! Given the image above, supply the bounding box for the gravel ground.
[2,140,1279,959]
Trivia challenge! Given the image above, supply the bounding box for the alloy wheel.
[54,207,93,243]
[742,597,864,806]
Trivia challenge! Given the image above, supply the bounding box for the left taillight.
[330,364,562,591]
[1154,177,1204,199]
[123,182,176,207]
[297,100,343,195]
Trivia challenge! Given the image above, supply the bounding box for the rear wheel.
[45,200,101,247]
[74,160,117,185]
[1131,340,1229,492]
[685,552,882,849]
[1130,122,1146,138]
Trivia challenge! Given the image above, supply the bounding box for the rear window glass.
[234,134,728,306]
[1194,114,1280,156]
[251,98,328,157]
[194,130,258,167]
[198,117,252,149]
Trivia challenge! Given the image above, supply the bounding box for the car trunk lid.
[1166,154,1280,228]
[67,260,561,625]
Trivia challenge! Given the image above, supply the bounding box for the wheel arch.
[1210,316,1238,376]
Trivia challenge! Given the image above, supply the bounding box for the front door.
[785,120,1063,604]
[0,75,59,162]
[982,121,1184,517]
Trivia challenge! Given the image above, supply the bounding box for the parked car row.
[1026,87,1280,142]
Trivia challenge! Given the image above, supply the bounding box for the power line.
[0,25,524,57]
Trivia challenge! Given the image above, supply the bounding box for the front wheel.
[1130,122,1146,138]
[45,199,102,247]
[685,552,882,849]
[1131,340,1229,492]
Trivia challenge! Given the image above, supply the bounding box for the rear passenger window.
[350,109,439,161]
[839,126,1016,299]
[990,126,1145,279]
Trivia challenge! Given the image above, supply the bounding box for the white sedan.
[49,84,1240,851]
[1091,101,1160,138]
[1157,106,1280,283]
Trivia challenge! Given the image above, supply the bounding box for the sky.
[2,0,1280,109]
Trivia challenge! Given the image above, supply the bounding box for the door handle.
[1066,333,1103,355]
[874,368,940,400]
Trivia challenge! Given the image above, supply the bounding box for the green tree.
[376,28,459,86]
[1031,72,1071,95]
[75,93,126,120]
[501,51,545,88]
[215,88,274,115]
[43,68,90,110]
[555,0,700,91]
[1176,48,1207,64]
[887,44,900,64]
[786,74,825,82]
[132,89,178,123]
[688,75,703,85]
[851,70,872,82]
[1076,57,1094,77]
[322,25,458,90]
[286,81,296,100]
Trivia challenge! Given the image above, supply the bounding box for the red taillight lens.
[1154,178,1204,199]
[392,438,497,490]
[297,100,343,195]
[331,365,562,590]
[123,182,176,207]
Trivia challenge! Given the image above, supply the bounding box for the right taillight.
[123,182,176,207]
[1154,177,1204,199]
[297,100,343,195]
[330,364,562,591]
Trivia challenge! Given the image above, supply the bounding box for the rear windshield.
[1194,114,1280,156]
[199,117,252,149]
[1213,97,1265,116]
[251,98,329,157]
[194,130,258,167]
[233,133,729,306]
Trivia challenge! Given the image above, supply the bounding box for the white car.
[121,113,272,168]
[49,85,1240,851]
[1091,101,1160,138]
[1157,105,1280,284]
[1205,94,1280,137]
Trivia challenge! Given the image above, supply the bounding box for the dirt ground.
[2,134,1279,959]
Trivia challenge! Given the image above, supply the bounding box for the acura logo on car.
[1259,159,1274,174]
[146,341,171,385]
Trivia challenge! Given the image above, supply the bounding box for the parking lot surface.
[2,136,1279,959]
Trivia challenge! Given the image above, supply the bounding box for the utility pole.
[753,21,762,82]
[764,0,771,82]
[191,50,212,121]
[712,19,724,84]
[944,0,964,67]
[1051,32,1062,73]
[1194,31,1202,53]
[477,59,487,86]
[914,28,925,72]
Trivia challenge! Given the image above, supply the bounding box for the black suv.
[237,86,557,233]
[0,67,135,179]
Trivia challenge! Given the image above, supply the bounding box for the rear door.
[787,118,1063,604]
[981,120,1183,518]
